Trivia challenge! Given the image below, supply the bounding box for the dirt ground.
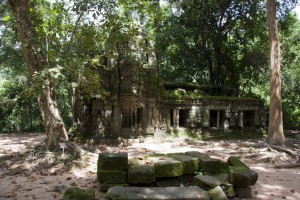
[0,133,299,200]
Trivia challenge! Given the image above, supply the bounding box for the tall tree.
[266,0,285,145]
[8,0,69,149]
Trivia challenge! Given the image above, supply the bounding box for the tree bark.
[266,0,285,145]
[8,0,68,149]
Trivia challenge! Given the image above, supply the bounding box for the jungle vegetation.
[0,0,299,147]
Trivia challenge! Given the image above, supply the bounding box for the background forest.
[0,0,299,133]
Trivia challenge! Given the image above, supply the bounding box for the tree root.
[242,140,300,168]
[269,145,300,169]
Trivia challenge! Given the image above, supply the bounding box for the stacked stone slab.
[105,186,210,200]
[227,156,258,198]
[167,153,199,175]
[127,164,156,185]
[98,152,258,200]
[97,152,129,191]
[185,151,229,173]
[147,154,184,178]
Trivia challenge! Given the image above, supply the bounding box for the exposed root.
[1,139,82,176]
[269,145,300,169]
[240,139,300,168]
[274,162,300,169]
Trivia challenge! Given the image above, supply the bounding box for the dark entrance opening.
[179,109,189,127]
[210,110,226,128]
[210,110,218,127]
[244,111,256,127]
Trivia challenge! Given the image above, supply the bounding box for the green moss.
[154,160,183,178]
[167,153,199,174]
[97,153,128,171]
[228,166,258,187]
[127,165,156,184]
[62,188,94,200]
[97,170,127,184]
[228,156,249,168]
[208,186,229,200]
[146,154,183,178]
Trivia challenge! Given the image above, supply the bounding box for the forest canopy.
[0,0,300,133]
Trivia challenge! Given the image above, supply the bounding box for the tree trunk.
[266,0,285,145]
[9,0,68,149]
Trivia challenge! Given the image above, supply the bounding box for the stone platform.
[105,186,210,200]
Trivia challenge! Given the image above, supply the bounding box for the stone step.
[105,186,210,200]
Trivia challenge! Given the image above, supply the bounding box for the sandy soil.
[0,133,299,200]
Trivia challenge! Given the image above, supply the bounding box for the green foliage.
[280,13,300,129]
[0,73,44,132]
[157,0,269,91]
[1,0,300,133]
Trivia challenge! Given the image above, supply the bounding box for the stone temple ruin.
[95,152,258,200]
[82,37,265,138]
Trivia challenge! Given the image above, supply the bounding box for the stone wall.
[98,152,258,199]
[83,30,266,138]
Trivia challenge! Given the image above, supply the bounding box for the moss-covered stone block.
[208,186,229,200]
[185,151,210,160]
[185,151,227,173]
[147,154,183,178]
[62,187,94,200]
[127,164,155,185]
[227,156,249,168]
[200,157,227,173]
[98,152,128,171]
[167,153,199,174]
[228,166,258,187]
[97,170,127,184]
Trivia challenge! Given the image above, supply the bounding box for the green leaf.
[2,16,11,21]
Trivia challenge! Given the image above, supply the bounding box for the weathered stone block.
[185,151,210,160]
[147,155,183,178]
[208,186,229,200]
[224,184,236,197]
[227,156,249,168]
[216,160,229,172]
[167,153,199,174]
[212,173,228,182]
[228,166,258,187]
[98,152,128,170]
[156,178,180,187]
[97,170,127,184]
[179,175,195,187]
[193,175,223,190]
[127,164,156,185]
[105,186,210,200]
[235,186,252,198]
[62,187,94,200]
[185,151,228,173]
[212,173,235,197]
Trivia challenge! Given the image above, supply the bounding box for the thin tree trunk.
[266,0,285,145]
[9,0,68,149]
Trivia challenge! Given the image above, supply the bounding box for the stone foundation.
[98,152,258,199]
